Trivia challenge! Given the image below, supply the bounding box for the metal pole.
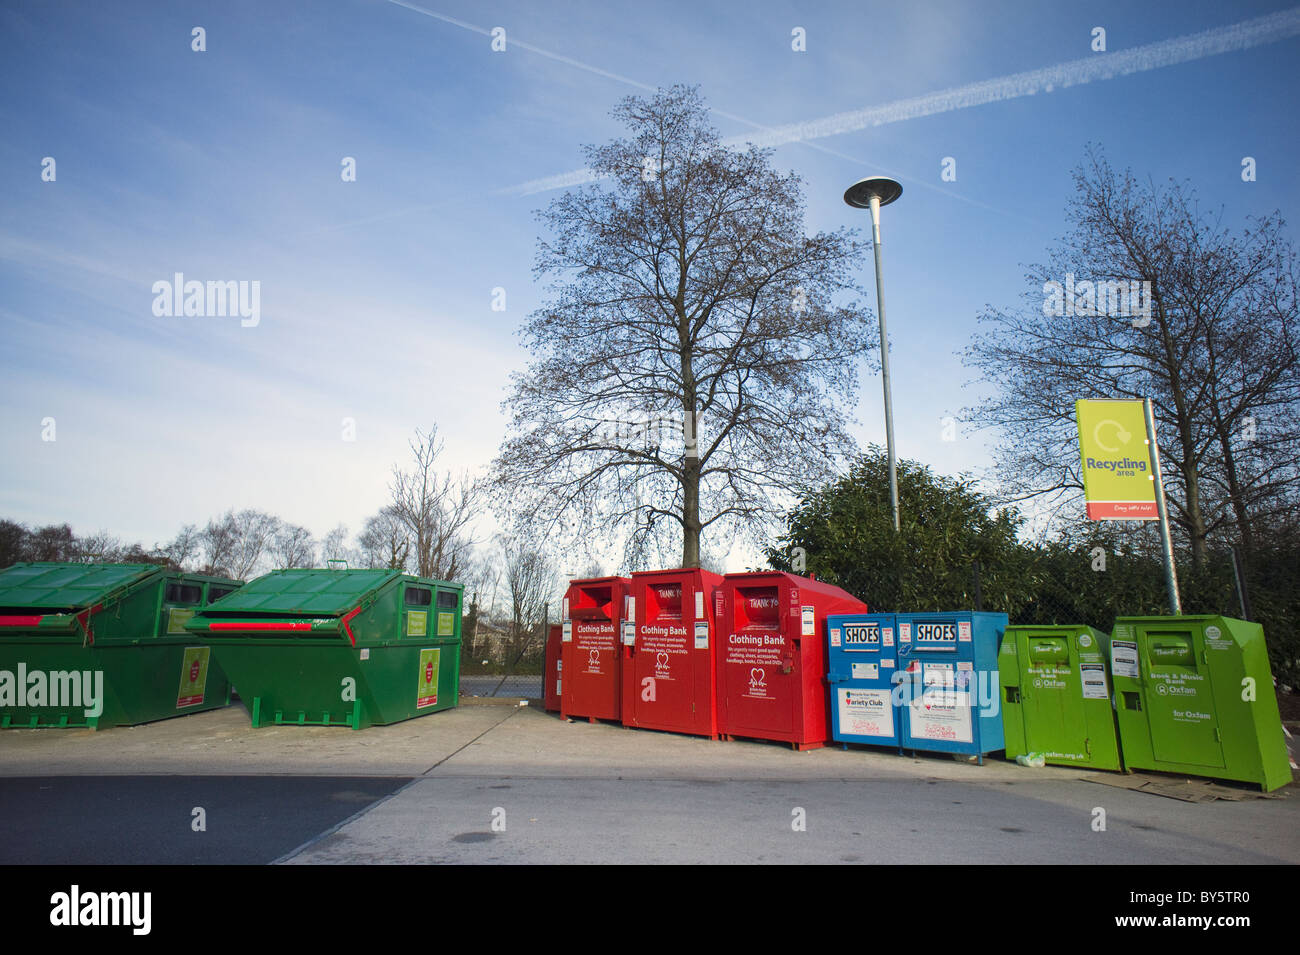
[1230,547,1252,621]
[869,193,901,533]
[1143,398,1181,614]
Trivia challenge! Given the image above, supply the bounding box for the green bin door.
[1143,628,1224,768]
[1021,634,1085,759]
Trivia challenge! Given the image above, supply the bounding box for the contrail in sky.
[498,7,1300,197]
[383,0,1016,215]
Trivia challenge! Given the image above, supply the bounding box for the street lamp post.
[844,176,903,533]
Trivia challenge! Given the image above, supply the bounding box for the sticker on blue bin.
[909,692,973,743]
[924,662,955,686]
[838,687,894,737]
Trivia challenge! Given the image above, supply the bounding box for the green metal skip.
[186,567,462,729]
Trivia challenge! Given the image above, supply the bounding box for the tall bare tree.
[389,426,479,581]
[492,85,874,568]
[964,146,1299,565]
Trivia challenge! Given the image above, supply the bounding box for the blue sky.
[1,0,1297,566]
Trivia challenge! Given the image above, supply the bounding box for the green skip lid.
[196,568,401,617]
[0,562,161,611]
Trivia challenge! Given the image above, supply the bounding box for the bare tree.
[159,524,202,571]
[1191,244,1300,557]
[453,552,497,664]
[389,426,479,581]
[198,516,236,576]
[26,524,77,562]
[499,537,558,668]
[270,522,316,569]
[199,510,281,579]
[491,85,874,569]
[320,523,354,566]
[73,529,123,563]
[0,520,29,568]
[964,146,1299,565]
[358,506,412,571]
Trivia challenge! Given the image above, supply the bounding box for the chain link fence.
[457,617,549,700]
[969,544,1298,689]
[458,674,544,699]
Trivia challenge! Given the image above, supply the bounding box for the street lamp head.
[843,176,903,209]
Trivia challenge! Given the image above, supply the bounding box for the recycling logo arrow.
[1093,419,1132,453]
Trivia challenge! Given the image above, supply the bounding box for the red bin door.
[633,577,696,732]
[723,584,795,738]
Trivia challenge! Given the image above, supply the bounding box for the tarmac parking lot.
[1,701,1295,865]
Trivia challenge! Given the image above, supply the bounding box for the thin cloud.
[385,0,658,91]
[504,7,1300,196]
[385,0,1019,215]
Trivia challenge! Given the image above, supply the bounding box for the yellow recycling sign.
[1075,399,1157,520]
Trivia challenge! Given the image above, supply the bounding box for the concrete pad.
[0,702,517,776]
[435,705,1092,783]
